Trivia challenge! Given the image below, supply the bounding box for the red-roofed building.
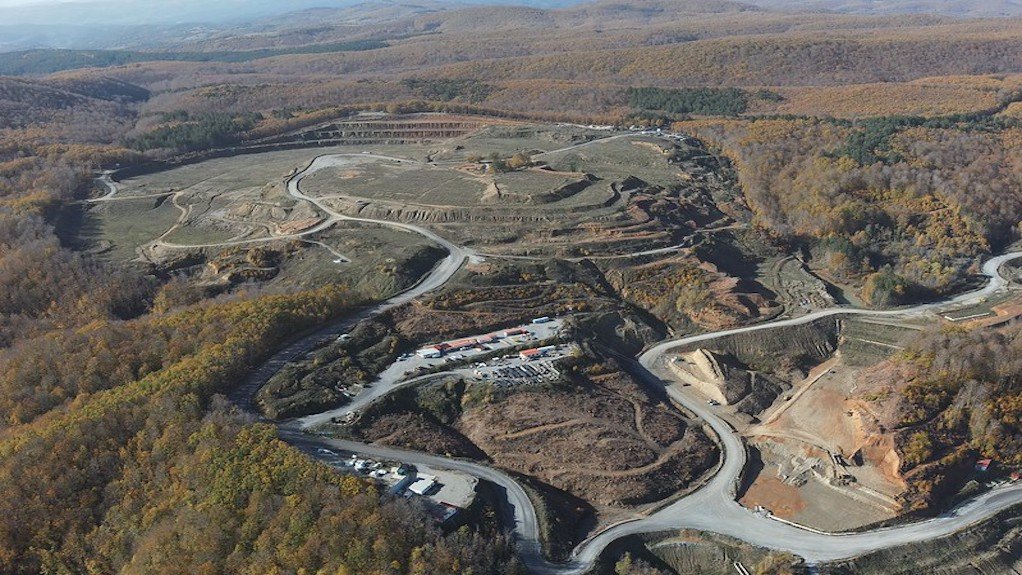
[976,458,993,472]
[519,348,544,361]
[447,338,478,351]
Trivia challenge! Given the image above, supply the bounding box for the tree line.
[684,115,1022,306]
[627,86,750,117]
[0,75,527,573]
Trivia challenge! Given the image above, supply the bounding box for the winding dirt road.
[212,137,1022,573]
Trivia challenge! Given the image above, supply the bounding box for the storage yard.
[389,317,566,383]
[307,446,478,524]
[298,318,571,428]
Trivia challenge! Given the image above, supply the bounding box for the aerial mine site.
[7,1,1022,574]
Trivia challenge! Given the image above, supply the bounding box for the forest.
[873,325,1022,511]
[0,73,525,574]
[627,87,750,116]
[0,282,524,574]
[402,78,496,104]
[4,1,1022,571]
[127,112,262,153]
[682,114,1022,304]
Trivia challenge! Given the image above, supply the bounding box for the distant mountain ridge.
[3,0,1016,54]
[744,0,1022,17]
[2,0,1020,57]
[0,0,765,54]
[0,0,583,27]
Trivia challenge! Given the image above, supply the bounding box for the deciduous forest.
[0,70,524,575]
[4,0,1022,571]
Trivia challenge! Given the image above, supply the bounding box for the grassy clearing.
[85,197,180,261]
[162,221,241,246]
[120,143,433,195]
[493,170,582,200]
[303,161,488,205]
[839,319,920,366]
[269,222,444,297]
[546,137,685,187]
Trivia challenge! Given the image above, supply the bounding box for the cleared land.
[456,369,717,506]
[303,159,489,205]
[83,121,761,303]
[346,359,719,537]
[657,315,929,531]
[83,117,972,540]
[80,195,181,261]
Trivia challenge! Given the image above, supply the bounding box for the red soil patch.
[740,475,807,519]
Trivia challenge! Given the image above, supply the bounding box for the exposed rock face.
[669,349,785,414]
[584,310,666,355]
[668,320,840,416]
[669,349,738,404]
[679,318,839,376]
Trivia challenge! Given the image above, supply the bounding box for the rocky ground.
[346,358,719,508]
[456,369,718,506]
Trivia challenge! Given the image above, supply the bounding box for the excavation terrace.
[86,116,1022,574]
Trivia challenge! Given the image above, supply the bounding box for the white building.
[416,346,443,359]
[407,474,438,496]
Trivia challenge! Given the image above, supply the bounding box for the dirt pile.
[528,173,598,204]
[581,310,666,355]
[669,349,784,413]
[603,254,776,332]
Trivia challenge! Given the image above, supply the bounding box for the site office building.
[416,344,446,359]
[416,335,497,359]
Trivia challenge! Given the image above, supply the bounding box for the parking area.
[380,317,566,382]
[301,318,572,428]
[468,346,574,389]
[311,447,478,523]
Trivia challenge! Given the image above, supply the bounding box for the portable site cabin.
[416,346,443,359]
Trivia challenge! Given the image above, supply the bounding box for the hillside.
[857,325,1022,511]
[0,1,985,79]
[4,0,1022,572]
[747,0,1022,17]
[22,9,1015,119]
[0,76,141,137]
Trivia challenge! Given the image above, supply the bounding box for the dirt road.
[220,136,1022,572]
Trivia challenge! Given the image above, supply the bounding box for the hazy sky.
[0,0,98,5]
[0,0,364,25]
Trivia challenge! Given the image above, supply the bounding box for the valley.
[7,1,1022,573]
[87,117,1022,573]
